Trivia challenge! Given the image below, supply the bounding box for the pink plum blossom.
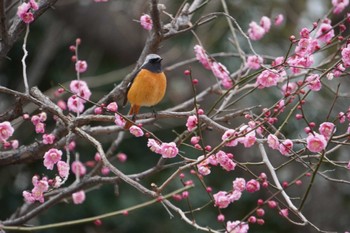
[332,0,349,14]
[71,161,86,177]
[140,14,153,31]
[319,122,335,140]
[114,114,126,127]
[246,55,263,70]
[306,74,322,91]
[0,121,14,142]
[72,190,86,204]
[279,139,293,156]
[248,21,265,40]
[107,102,118,112]
[43,148,62,170]
[341,44,350,67]
[306,133,327,153]
[75,60,88,73]
[67,96,85,113]
[69,80,91,101]
[260,16,271,32]
[246,179,260,193]
[213,191,231,208]
[194,45,212,70]
[17,2,34,24]
[129,125,144,137]
[197,155,211,176]
[57,161,70,179]
[274,14,284,26]
[160,142,179,158]
[233,178,246,192]
[316,21,335,43]
[23,176,49,203]
[43,134,55,144]
[211,61,230,80]
[267,134,280,150]
[216,150,236,171]
[186,115,198,131]
[147,138,161,154]
[222,129,239,147]
[226,220,249,233]
[256,69,281,88]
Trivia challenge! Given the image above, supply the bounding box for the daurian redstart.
[123,54,167,129]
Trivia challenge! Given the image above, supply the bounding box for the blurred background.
[1,0,350,232]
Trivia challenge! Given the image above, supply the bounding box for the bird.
[123,54,167,129]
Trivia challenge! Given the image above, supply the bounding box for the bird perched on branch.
[123,54,167,129]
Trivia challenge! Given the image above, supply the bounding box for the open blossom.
[316,21,334,43]
[281,82,298,95]
[72,190,86,204]
[160,142,179,158]
[226,220,249,233]
[75,60,88,73]
[17,2,35,24]
[256,69,281,88]
[341,44,350,67]
[216,150,236,171]
[194,45,212,70]
[211,61,230,80]
[129,125,144,137]
[114,114,126,127]
[260,16,271,32]
[222,129,239,147]
[306,74,322,91]
[246,55,263,70]
[43,148,63,170]
[71,161,87,176]
[43,134,55,144]
[248,21,265,40]
[140,14,153,31]
[107,102,118,112]
[279,139,293,156]
[267,134,280,150]
[57,161,70,178]
[186,115,198,131]
[246,179,260,193]
[213,191,231,208]
[319,122,335,140]
[0,121,14,142]
[67,96,85,113]
[147,138,161,154]
[23,176,49,203]
[197,155,211,176]
[69,80,91,101]
[233,178,246,192]
[306,133,327,153]
[332,0,349,13]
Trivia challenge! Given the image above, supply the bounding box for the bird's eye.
[149,57,161,63]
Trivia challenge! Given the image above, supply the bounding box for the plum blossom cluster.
[212,177,261,233]
[0,121,18,149]
[221,123,258,148]
[196,150,236,176]
[17,0,38,24]
[147,138,179,158]
[194,45,233,88]
[248,16,272,41]
[248,14,284,41]
[67,80,92,113]
[22,148,70,203]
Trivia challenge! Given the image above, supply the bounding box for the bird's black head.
[141,54,163,73]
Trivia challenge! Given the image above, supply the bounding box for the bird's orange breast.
[127,69,167,107]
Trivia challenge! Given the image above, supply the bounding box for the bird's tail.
[124,105,140,129]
